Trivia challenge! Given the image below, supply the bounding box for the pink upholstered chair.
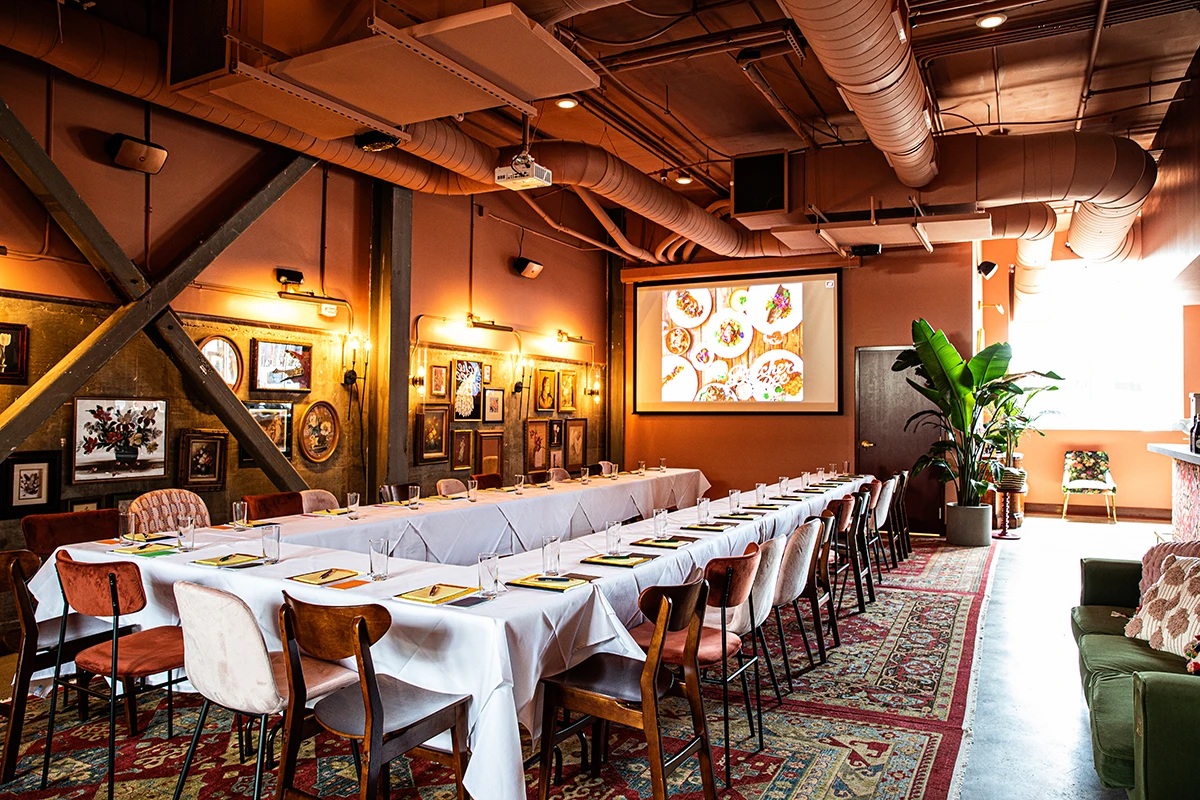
[598,460,618,475]
[548,467,571,483]
[300,489,339,513]
[127,489,211,534]
[436,478,467,496]
[770,519,823,687]
[716,535,788,706]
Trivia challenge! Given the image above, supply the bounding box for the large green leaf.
[967,342,1012,387]
[910,319,973,431]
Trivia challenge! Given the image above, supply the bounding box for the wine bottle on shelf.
[1190,393,1199,455]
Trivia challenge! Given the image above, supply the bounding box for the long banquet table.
[28,472,869,800]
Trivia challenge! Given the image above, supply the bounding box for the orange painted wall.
[623,244,976,496]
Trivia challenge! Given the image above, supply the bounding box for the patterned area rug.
[0,540,994,800]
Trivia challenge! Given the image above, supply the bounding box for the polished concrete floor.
[958,513,1163,800]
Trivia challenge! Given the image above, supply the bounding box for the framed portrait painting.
[524,419,550,473]
[534,369,557,413]
[239,401,293,466]
[72,398,168,483]
[251,339,312,392]
[0,323,29,385]
[477,431,503,475]
[450,429,474,471]
[428,364,449,399]
[483,387,504,423]
[451,359,484,421]
[558,370,578,413]
[1,450,61,519]
[416,405,450,464]
[565,418,587,471]
[298,401,340,463]
[178,429,228,492]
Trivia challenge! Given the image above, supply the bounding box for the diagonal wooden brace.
[0,96,314,490]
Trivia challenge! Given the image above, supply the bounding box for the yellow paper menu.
[397,583,477,604]
[629,536,699,549]
[580,554,657,568]
[110,543,176,556]
[193,553,262,567]
[309,508,351,516]
[288,568,360,586]
[505,574,588,592]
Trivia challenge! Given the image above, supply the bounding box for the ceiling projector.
[495,151,552,190]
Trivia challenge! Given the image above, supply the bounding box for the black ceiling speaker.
[977,260,999,279]
[513,257,544,279]
[105,134,167,174]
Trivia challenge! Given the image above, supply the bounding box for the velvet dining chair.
[242,491,304,520]
[471,472,503,490]
[21,509,120,559]
[436,478,468,496]
[300,489,339,513]
[770,519,824,686]
[548,467,571,483]
[805,513,840,662]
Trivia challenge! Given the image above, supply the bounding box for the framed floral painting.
[416,405,450,464]
[1,450,61,519]
[298,401,340,463]
[451,359,484,421]
[428,364,449,399]
[178,429,228,491]
[524,419,550,473]
[72,398,168,483]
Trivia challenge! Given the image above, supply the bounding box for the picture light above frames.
[275,266,351,320]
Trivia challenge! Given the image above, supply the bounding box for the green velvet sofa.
[1072,558,1198,799]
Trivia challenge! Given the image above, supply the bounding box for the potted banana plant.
[892,319,1059,546]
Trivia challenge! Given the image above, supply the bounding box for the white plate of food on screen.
[746,283,803,335]
[665,288,712,329]
[749,350,804,401]
[661,356,699,401]
[695,382,736,402]
[664,326,692,356]
[705,310,753,359]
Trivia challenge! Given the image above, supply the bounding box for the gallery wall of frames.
[0,295,363,551]
[408,343,606,495]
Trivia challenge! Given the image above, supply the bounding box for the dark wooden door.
[855,347,945,535]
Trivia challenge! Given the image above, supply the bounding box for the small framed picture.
[67,498,102,513]
[240,401,293,466]
[482,364,492,384]
[565,418,588,471]
[483,387,505,423]
[477,431,503,475]
[0,323,29,385]
[72,398,168,483]
[416,405,450,464]
[524,419,550,473]
[108,492,139,514]
[298,401,340,463]
[198,335,242,390]
[429,364,449,399]
[549,419,564,448]
[558,370,578,413]
[1,450,61,519]
[179,429,228,492]
[535,369,557,413]
[550,450,564,469]
[250,339,312,392]
[451,360,484,421]
[450,429,474,471]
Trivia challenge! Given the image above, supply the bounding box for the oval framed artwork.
[298,401,340,463]
[198,336,242,390]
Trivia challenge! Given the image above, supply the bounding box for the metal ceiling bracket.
[815,226,849,258]
[912,221,934,253]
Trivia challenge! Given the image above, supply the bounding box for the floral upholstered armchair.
[1062,450,1117,522]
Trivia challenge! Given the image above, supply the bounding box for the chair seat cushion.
[75,626,184,678]
[1078,633,1188,700]
[1064,480,1115,494]
[1070,606,1135,644]
[1087,673,1135,789]
[542,652,673,704]
[629,621,742,667]
[36,613,122,651]
[268,651,357,701]
[314,674,469,739]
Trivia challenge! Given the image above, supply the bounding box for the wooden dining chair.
[42,553,185,800]
[892,470,914,556]
[243,491,304,520]
[861,483,888,581]
[539,578,716,800]
[436,478,467,496]
[471,472,503,490]
[770,519,823,687]
[378,483,420,503]
[277,594,471,800]
[805,514,840,662]
[20,509,120,559]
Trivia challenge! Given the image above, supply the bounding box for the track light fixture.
[354,131,400,152]
[556,330,594,346]
[467,314,514,332]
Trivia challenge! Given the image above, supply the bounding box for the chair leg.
[755,627,783,705]
[589,718,603,779]
[859,530,877,603]
[753,651,763,753]
[166,670,174,739]
[108,674,118,800]
[39,664,64,789]
[681,666,717,800]
[1,651,31,783]
[826,590,841,647]
[774,606,795,691]
[252,713,269,800]
[721,656,731,788]
[537,685,559,800]
[643,702,668,800]
[76,670,91,721]
[736,654,755,739]
[1062,493,1070,519]
[123,678,139,736]
[275,699,306,796]
[172,698,210,800]
[800,597,826,663]
[848,535,867,613]
[450,704,469,800]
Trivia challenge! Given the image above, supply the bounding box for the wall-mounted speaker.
[105,134,168,175]
[513,257,544,279]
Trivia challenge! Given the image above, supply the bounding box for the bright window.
[1007,260,1182,431]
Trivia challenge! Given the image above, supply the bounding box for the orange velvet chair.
[21,509,120,559]
[471,472,503,490]
[242,491,304,520]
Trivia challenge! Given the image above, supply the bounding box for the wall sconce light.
[978,302,1006,315]
[556,330,594,346]
[467,313,514,332]
[343,335,370,389]
[977,260,999,280]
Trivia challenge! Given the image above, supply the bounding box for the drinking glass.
[653,508,669,540]
[580,467,590,484]
[120,511,137,544]
[232,501,249,530]
[261,524,281,565]
[816,468,825,483]
[728,489,742,513]
[177,514,196,552]
[515,474,525,495]
[697,497,711,524]
[408,485,421,509]
[778,476,789,495]
[541,536,561,576]
[547,472,557,491]
[605,521,622,555]
[467,479,478,502]
[755,482,767,505]
[478,552,500,598]
[347,492,361,520]
[637,460,646,475]
[801,471,811,489]
[829,462,838,478]
[659,457,667,472]
[843,460,852,475]
[369,538,390,581]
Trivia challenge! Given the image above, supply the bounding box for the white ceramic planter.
[945,502,993,547]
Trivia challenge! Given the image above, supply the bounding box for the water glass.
[580,467,590,484]
[778,476,789,495]
[120,511,137,544]
[653,508,669,540]
[515,474,525,495]
[261,524,281,565]
[637,460,646,475]
[829,462,838,478]
[347,492,361,520]
[478,552,500,598]
[177,514,196,552]
[467,478,478,502]
[816,468,825,483]
[232,501,249,530]
[755,482,767,505]
[542,536,561,576]
[369,538,390,581]
[659,457,667,472]
[843,460,852,475]
[697,497,711,524]
[729,489,742,512]
[801,471,811,489]
[547,472,557,491]
[605,521,622,555]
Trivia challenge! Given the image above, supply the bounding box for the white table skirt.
[28,473,868,800]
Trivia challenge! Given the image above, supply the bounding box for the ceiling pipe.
[911,0,1049,26]
[572,186,663,262]
[1073,0,1109,131]
[777,0,939,187]
[597,20,797,73]
[515,193,630,259]
[738,50,820,149]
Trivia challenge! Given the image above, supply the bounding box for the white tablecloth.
[28,473,867,800]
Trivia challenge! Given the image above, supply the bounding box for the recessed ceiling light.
[555,98,578,109]
[675,174,693,185]
[975,13,1007,29]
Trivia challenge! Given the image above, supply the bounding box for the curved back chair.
[21,509,120,559]
[379,483,420,503]
[860,484,888,580]
[526,470,549,485]
[436,478,467,497]
[300,489,339,513]
[770,519,823,686]
[1062,450,1118,522]
[598,460,618,475]
[127,489,211,534]
[243,491,303,520]
[539,578,715,800]
[893,470,913,556]
[726,536,787,704]
[807,513,841,661]
[548,467,571,483]
[873,477,899,567]
[471,472,503,490]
